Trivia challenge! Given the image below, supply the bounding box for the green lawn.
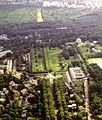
[48,48,62,71]
[43,47,62,71]
[31,48,35,72]
[88,58,102,69]
[43,47,72,72]
[43,47,50,70]
[31,48,44,72]
[31,47,71,72]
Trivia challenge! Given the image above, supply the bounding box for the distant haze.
[0,0,102,9]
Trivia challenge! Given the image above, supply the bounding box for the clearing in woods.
[37,8,44,22]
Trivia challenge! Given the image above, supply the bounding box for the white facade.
[43,0,102,8]
[7,60,13,74]
[69,67,85,80]
[0,69,4,74]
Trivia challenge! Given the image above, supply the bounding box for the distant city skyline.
[0,0,102,9]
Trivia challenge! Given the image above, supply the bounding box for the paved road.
[66,71,72,83]
[66,70,92,120]
[84,79,92,120]
[47,73,58,120]
[7,60,12,73]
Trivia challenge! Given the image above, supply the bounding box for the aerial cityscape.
[0,0,102,120]
[1,0,102,8]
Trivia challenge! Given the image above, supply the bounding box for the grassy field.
[31,48,35,72]
[46,47,62,71]
[88,58,102,68]
[31,48,44,72]
[31,47,70,72]
[78,43,91,56]
[43,47,62,72]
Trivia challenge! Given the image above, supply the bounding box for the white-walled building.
[69,67,86,80]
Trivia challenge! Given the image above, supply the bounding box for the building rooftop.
[69,67,86,80]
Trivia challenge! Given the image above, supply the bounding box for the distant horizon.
[0,0,102,9]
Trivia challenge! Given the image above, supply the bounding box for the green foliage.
[0,6,37,25]
[43,47,50,71]
[87,62,102,117]
[43,7,91,23]
[42,79,56,120]
[54,78,69,119]
[0,74,42,119]
[76,43,102,117]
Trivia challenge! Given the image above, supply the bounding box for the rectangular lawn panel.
[31,48,36,72]
[31,47,72,72]
[31,48,45,72]
[49,48,62,71]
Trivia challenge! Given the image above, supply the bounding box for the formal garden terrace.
[30,47,71,73]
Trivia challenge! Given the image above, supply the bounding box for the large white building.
[43,0,102,8]
[69,67,86,80]
[0,0,102,8]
